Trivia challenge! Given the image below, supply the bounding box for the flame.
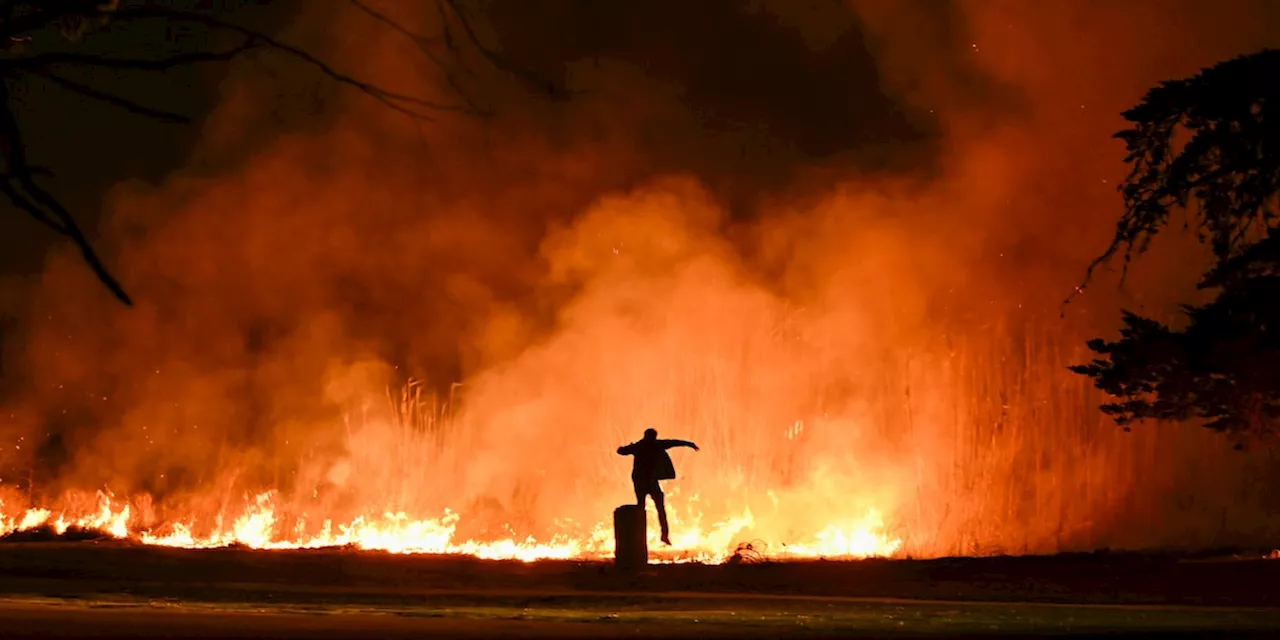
[780,512,902,558]
[1,491,901,563]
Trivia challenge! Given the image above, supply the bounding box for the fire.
[783,513,902,558]
[2,493,133,540]
[1,490,901,563]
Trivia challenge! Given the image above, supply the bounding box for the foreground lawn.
[1,543,1278,636]
[2,592,1276,637]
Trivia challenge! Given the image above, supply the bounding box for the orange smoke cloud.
[3,0,1280,559]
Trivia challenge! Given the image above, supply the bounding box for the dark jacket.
[617,438,696,481]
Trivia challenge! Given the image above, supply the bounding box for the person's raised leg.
[633,481,645,507]
[653,487,671,545]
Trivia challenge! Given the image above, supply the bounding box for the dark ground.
[0,541,1278,638]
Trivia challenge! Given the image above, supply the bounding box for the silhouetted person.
[616,428,699,545]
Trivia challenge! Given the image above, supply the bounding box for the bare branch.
[4,37,262,72]
[0,78,130,305]
[0,1,521,305]
[97,5,479,120]
[0,177,64,232]
[347,0,437,46]
[439,0,573,101]
[20,170,132,305]
[347,0,486,116]
[36,69,191,123]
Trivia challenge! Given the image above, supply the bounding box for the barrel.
[613,504,648,570]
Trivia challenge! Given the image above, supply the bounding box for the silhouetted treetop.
[1073,49,1280,449]
[1071,271,1280,445]
[1080,48,1279,290]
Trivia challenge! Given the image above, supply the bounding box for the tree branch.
[347,0,439,47]
[35,69,191,123]
[439,0,573,101]
[0,1,522,306]
[97,5,480,120]
[347,0,487,116]
[1063,133,1254,311]
[0,78,131,305]
[17,170,132,305]
[4,38,262,72]
[0,176,64,232]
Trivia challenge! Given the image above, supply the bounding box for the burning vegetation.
[2,1,1280,565]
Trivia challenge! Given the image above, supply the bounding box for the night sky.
[0,2,296,274]
[0,0,977,392]
[0,0,982,277]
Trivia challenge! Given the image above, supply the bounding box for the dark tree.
[1071,49,1280,447]
[0,0,543,305]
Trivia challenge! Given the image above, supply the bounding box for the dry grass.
[315,306,1280,559]
[10,305,1272,559]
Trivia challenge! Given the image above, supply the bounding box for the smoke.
[3,0,1280,555]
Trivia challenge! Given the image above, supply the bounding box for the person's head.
[643,428,657,440]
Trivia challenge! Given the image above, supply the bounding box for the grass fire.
[0,1,1278,637]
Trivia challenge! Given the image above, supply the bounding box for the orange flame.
[1,490,900,563]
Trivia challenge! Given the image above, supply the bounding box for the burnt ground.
[0,541,1278,638]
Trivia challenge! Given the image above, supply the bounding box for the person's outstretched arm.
[617,442,637,455]
[660,439,699,451]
